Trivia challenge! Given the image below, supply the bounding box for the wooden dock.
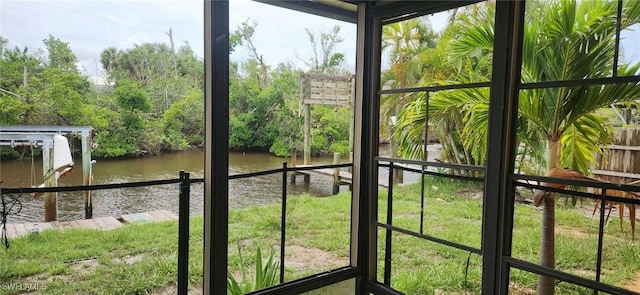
[3,210,177,240]
[292,166,390,193]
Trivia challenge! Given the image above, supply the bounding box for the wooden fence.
[592,128,640,184]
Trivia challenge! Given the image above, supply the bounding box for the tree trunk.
[537,196,556,294]
[390,104,403,184]
[537,139,560,294]
[166,28,178,79]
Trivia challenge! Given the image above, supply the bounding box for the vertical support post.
[349,75,355,173]
[383,162,394,286]
[595,189,608,290]
[290,148,297,167]
[43,139,57,222]
[423,91,431,163]
[419,165,426,235]
[332,152,340,195]
[481,1,525,294]
[352,2,382,294]
[290,148,297,184]
[81,129,93,219]
[280,162,288,284]
[420,91,430,235]
[203,1,229,294]
[178,171,190,295]
[304,103,311,165]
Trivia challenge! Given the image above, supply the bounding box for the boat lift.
[0,126,94,221]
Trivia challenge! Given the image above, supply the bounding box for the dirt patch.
[152,284,203,295]
[456,187,483,199]
[70,258,100,274]
[112,254,144,265]
[283,245,348,272]
[568,267,597,278]
[508,282,536,295]
[434,289,475,295]
[623,271,640,293]
[556,226,589,238]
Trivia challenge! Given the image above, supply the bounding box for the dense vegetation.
[0,23,351,159]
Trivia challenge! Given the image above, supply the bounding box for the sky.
[0,0,360,77]
[1,1,638,78]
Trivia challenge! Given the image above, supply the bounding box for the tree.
[397,3,497,169]
[235,20,269,86]
[381,18,436,182]
[519,1,640,293]
[0,44,42,125]
[302,25,345,75]
[163,91,204,148]
[100,47,119,72]
[397,1,640,293]
[114,79,151,113]
[43,35,77,72]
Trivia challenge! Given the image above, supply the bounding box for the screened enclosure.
[202,1,640,294]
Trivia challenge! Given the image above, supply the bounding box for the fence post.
[332,153,340,195]
[43,139,57,222]
[290,148,297,183]
[178,170,190,295]
[82,130,93,219]
[280,163,288,284]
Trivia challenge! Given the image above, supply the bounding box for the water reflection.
[1,145,441,223]
[0,150,346,222]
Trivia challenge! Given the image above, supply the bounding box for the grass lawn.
[1,176,639,294]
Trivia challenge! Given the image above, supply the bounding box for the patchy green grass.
[1,176,639,294]
[378,176,640,294]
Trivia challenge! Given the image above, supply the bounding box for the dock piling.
[332,153,340,195]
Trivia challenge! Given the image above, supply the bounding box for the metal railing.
[375,157,485,291]
[0,162,356,295]
[514,174,640,295]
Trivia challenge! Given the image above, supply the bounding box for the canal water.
[0,150,351,222]
[0,146,440,223]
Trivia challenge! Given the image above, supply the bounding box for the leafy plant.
[227,242,280,295]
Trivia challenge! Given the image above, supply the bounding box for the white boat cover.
[53,134,74,171]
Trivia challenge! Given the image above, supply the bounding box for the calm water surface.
[1,146,439,223]
[0,150,346,222]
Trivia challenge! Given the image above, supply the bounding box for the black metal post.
[355,2,382,294]
[383,162,394,286]
[612,0,623,77]
[280,162,288,284]
[481,1,525,294]
[178,171,190,295]
[594,189,608,295]
[420,91,430,235]
[203,1,229,293]
[420,164,426,235]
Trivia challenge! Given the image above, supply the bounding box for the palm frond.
[560,113,613,173]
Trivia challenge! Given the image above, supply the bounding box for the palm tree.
[396,0,640,293]
[396,2,498,169]
[381,18,435,182]
[100,47,119,72]
[520,1,640,293]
